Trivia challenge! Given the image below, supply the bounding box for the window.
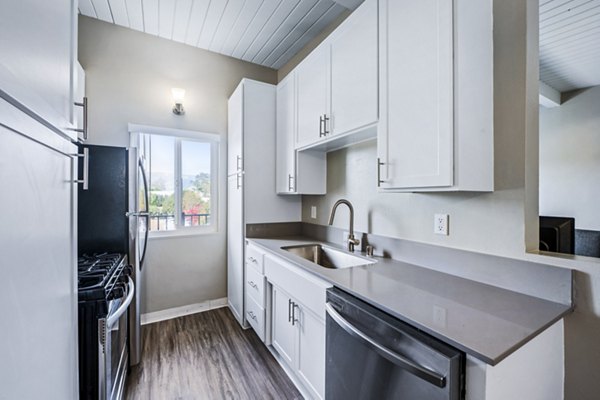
[138,128,219,235]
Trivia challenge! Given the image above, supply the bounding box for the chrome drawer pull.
[248,280,258,289]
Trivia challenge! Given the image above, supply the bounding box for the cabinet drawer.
[264,253,331,320]
[245,262,266,307]
[246,243,264,273]
[245,294,265,341]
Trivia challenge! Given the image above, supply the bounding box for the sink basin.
[281,244,375,269]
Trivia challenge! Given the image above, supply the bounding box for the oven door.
[100,277,135,400]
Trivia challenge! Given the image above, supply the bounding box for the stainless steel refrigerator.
[78,144,148,367]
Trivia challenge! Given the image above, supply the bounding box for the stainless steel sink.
[281,244,375,269]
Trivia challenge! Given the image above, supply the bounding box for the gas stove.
[78,252,133,400]
[78,253,130,305]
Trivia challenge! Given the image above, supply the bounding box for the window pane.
[148,134,176,231]
[181,140,211,227]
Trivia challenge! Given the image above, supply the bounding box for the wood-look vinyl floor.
[125,307,302,400]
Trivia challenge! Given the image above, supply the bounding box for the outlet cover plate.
[434,214,449,235]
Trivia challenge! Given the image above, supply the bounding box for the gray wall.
[78,16,277,313]
[539,85,600,231]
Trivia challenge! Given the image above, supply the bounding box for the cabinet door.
[227,85,243,175]
[378,0,454,189]
[227,174,245,326]
[296,305,326,399]
[73,62,86,140]
[0,0,77,135]
[0,103,78,399]
[271,285,297,367]
[296,45,330,148]
[330,0,378,137]
[276,74,297,194]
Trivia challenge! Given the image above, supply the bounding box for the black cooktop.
[78,253,129,303]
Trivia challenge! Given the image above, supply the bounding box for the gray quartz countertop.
[248,236,573,366]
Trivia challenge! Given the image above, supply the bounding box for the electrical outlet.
[434,214,449,235]
[433,305,447,327]
[310,206,317,219]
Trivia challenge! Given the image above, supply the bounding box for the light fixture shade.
[171,88,186,103]
[171,88,186,115]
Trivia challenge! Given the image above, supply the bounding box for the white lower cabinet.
[271,285,297,366]
[264,252,331,399]
[244,243,267,341]
[296,304,326,398]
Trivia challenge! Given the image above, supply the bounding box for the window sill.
[148,228,219,240]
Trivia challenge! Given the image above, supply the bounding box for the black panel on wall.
[78,145,129,256]
[575,229,600,258]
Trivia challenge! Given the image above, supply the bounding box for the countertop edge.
[247,237,574,366]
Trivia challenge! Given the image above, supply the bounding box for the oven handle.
[325,302,446,388]
[107,277,135,328]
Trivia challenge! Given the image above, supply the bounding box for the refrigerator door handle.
[138,159,150,270]
[126,211,149,217]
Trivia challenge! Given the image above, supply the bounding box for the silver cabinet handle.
[68,97,88,141]
[288,299,293,323]
[291,302,298,326]
[247,310,257,321]
[236,172,242,189]
[248,256,257,264]
[325,302,446,388]
[248,280,258,289]
[288,174,294,192]
[377,157,385,187]
[236,155,241,172]
[323,114,330,136]
[72,147,89,190]
[319,115,325,137]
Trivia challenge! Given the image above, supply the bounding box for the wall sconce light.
[172,88,185,115]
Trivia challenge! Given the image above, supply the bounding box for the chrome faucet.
[328,199,360,252]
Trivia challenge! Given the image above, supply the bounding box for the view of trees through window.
[146,134,213,231]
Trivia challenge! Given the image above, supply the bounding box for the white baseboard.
[141,297,228,325]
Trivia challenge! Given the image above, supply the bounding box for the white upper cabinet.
[276,73,327,195]
[377,0,494,192]
[295,45,330,149]
[276,73,297,194]
[330,0,378,137]
[227,85,243,176]
[378,0,454,190]
[0,0,78,138]
[293,0,378,151]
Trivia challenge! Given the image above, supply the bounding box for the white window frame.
[129,124,220,238]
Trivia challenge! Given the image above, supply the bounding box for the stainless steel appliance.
[326,288,464,400]
[78,254,134,400]
[77,144,148,370]
[127,146,149,367]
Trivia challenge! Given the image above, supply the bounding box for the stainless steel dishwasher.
[326,288,464,400]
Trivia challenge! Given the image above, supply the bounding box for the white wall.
[539,85,600,231]
[78,16,277,313]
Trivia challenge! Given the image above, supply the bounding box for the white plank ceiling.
[540,0,600,92]
[79,0,352,70]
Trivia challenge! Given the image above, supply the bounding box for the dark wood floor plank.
[125,307,302,400]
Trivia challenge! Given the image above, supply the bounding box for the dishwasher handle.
[325,302,447,388]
